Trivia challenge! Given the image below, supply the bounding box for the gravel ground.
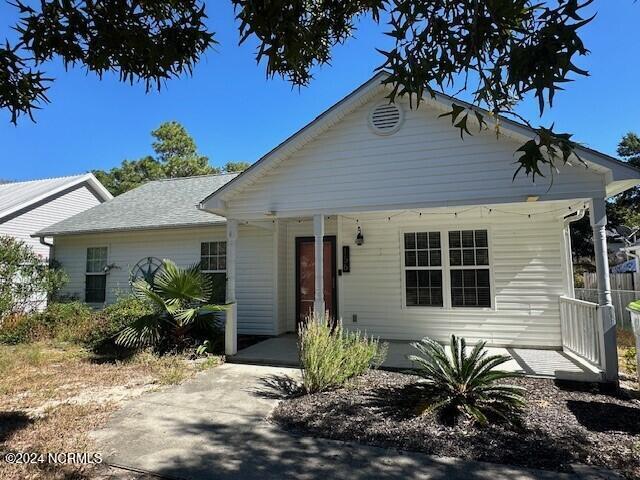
[271,371,640,479]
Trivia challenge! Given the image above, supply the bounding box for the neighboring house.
[36,73,640,383]
[0,174,112,259]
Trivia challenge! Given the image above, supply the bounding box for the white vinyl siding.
[337,211,565,348]
[54,225,275,335]
[0,185,103,258]
[223,93,605,218]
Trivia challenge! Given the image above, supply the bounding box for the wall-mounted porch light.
[355,226,364,246]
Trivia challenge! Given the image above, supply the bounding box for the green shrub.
[41,301,95,343]
[0,301,93,344]
[0,297,154,350]
[409,335,525,426]
[97,295,154,348]
[0,314,39,344]
[0,236,68,319]
[298,313,386,393]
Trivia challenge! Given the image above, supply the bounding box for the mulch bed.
[271,371,640,479]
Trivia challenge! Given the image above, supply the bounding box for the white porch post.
[313,214,325,318]
[590,198,618,383]
[225,219,238,356]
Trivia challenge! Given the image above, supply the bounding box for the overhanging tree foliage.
[2,1,598,180]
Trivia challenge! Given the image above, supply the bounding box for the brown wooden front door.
[296,236,337,327]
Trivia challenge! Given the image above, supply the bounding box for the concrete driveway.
[92,363,599,480]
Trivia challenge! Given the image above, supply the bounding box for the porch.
[230,334,604,382]
[220,197,619,384]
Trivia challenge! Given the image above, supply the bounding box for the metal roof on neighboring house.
[0,173,112,221]
[35,173,237,236]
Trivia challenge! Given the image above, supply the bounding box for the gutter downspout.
[39,236,53,248]
[39,236,55,264]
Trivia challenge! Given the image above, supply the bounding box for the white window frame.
[401,230,445,308]
[400,226,495,311]
[85,246,108,304]
[200,241,227,274]
[447,229,492,309]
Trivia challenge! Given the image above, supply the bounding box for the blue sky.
[1,2,638,181]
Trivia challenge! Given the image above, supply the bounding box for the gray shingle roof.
[36,174,237,236]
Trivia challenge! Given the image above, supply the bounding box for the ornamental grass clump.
[409,335,525,426]
[298,313,386,393]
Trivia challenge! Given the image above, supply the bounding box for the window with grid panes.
[85,247,107,303]
[448,230,491,307]
[403,231,443,307]
[200,242,227,304]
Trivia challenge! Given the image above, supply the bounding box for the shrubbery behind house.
[298,313,387,393]
[0,236,67,320]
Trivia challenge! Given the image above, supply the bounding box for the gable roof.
[0,173,112,222]
[200,72,640,214]
[36,173,237,237]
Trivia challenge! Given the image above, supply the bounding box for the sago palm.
[408,335,525,426]
[116,259,226,348]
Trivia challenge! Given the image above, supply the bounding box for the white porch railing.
[559,296,603,369]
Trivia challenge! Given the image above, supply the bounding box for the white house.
[0,173,112,259]
[36,73,640,382]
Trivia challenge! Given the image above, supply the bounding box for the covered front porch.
[221,197,618,383]
[230,334,605,382]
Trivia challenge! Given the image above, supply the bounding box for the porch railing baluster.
[559,296,602,370]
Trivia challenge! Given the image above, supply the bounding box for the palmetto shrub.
[409,335,525,426]
[116,260,226,351]
[298,312,387,393]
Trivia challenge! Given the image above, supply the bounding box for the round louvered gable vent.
[368,102,403,135]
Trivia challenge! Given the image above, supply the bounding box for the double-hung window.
[448,230,491,307]
[200,241,227,303]
[403,229,491,309]
[403,232,443,307]
[85,247,108,303]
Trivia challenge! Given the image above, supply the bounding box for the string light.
[337,201,586,223]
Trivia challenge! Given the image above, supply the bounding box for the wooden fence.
[576,272,636,331]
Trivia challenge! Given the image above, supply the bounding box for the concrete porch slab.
[231,334,603,382]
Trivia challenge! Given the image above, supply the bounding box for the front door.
[296,236,337,327]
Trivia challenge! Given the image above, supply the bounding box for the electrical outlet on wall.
[352,314,357,323]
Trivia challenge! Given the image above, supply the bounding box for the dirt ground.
[0,342,221,480]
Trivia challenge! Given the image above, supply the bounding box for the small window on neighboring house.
[200,242,227,304]
[85,247,107,303]
[449,230,491,307]
[403,232,443,307]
